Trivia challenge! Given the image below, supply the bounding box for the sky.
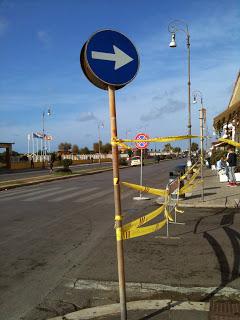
[0,0,239,153]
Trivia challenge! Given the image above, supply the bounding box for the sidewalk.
[180,168,240,208]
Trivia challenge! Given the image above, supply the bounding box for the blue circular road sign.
[81,29,139,90]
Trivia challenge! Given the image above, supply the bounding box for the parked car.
[131,156,143,166]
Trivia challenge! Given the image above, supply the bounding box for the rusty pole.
[108,85,127,320]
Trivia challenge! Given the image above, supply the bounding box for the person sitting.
[216,156,228,177]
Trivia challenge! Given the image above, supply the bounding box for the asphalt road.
[2,159,239,320]
[0,159,184,320]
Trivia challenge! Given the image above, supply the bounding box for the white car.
[130,156,142,166]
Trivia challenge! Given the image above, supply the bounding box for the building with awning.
[213,71,240,143]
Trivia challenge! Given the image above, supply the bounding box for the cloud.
[140,98,185,122]
[78,112,97,122]
[0,17,8,36]
[37,30,51,45]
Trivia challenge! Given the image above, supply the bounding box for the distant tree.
[79,147,90,154]
[72,144,79,154]
[93,141,102,153]
[173,147,181,154]
[58,142,72,153]
[191,142,199,152]
[101,143,112,154]
[163,143,173,152]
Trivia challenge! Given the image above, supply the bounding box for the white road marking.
[0,187,61,201]
[74,189,113,203]
[68,278,240,299]
[49,187,99,202]
[22,187,77,201]
[0,187,42,198]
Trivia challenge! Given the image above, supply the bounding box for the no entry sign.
[135,133,149,149]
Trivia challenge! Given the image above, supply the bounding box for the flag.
[33,132,44,139]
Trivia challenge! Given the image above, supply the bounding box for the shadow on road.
[201,211,240,301]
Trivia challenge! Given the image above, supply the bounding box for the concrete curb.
[48,300,210,320]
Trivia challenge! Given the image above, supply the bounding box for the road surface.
[0,159,183,319]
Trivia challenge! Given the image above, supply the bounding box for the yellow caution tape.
[164,208,174,222]
[179,169,201,195]
[111,137,132,150]
[179,161,200,181]
[175,208,184,214]
[121,135,199,143]
[115,215,122,221]
[218,138,240,148]
[113,178,119,185]
[122,181,167,197]
[116,227,122,241]
[118,218,167,240]
[122,204,165,232]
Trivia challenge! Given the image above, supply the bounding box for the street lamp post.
[168,20,192,165]
[97,121,104,165]
[193,90,206,201]
[42,107,51,168]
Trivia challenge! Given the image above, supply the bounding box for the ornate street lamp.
[168,20,192,165]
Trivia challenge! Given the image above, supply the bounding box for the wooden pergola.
[213,71,240,136]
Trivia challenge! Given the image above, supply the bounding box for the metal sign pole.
[108,85,127,320]
[200,107,204,202]
[140,149,143,198]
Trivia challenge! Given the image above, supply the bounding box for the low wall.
[10,158,112,170]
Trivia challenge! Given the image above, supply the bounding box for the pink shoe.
[227,182,232,187]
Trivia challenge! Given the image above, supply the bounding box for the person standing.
[226,148,238,187]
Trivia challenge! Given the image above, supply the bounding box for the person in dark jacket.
[226,147,238,187]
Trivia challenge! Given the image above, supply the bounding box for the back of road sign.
[80,29,139,90]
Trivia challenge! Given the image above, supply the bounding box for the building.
[0,142,14,169]
[213,71,240,143]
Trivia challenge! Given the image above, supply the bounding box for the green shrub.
[210,149,227,166]
[62,158,73,169]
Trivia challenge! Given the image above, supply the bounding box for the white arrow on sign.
[91,45,133,70]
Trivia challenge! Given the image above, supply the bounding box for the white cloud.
[0,17,8,36]
[37,30,51,45]
[78,112,97,122]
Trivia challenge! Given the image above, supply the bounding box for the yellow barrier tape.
[111,137,132,150]
[175,208,184,214]
[179,168,201,195]
[122,204,165,232]
[164,208,174,222]
[113,178,119,185]
[181,178,203,194]
[121,218,167,240]
[218,138,240,148]
[116,227,122,241]
[122,181,167,197]
[115,215,122,221]
[179,161,200,181]
[121,135,199,143]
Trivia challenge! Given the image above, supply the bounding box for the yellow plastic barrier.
[117,218,167,240]
[218,138,240,148]
[123,204,165,232]
[122,181,167,197]
[111,134,200,150]
[179,168,201,195]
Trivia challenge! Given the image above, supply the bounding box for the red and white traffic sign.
[135,133,149,149]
